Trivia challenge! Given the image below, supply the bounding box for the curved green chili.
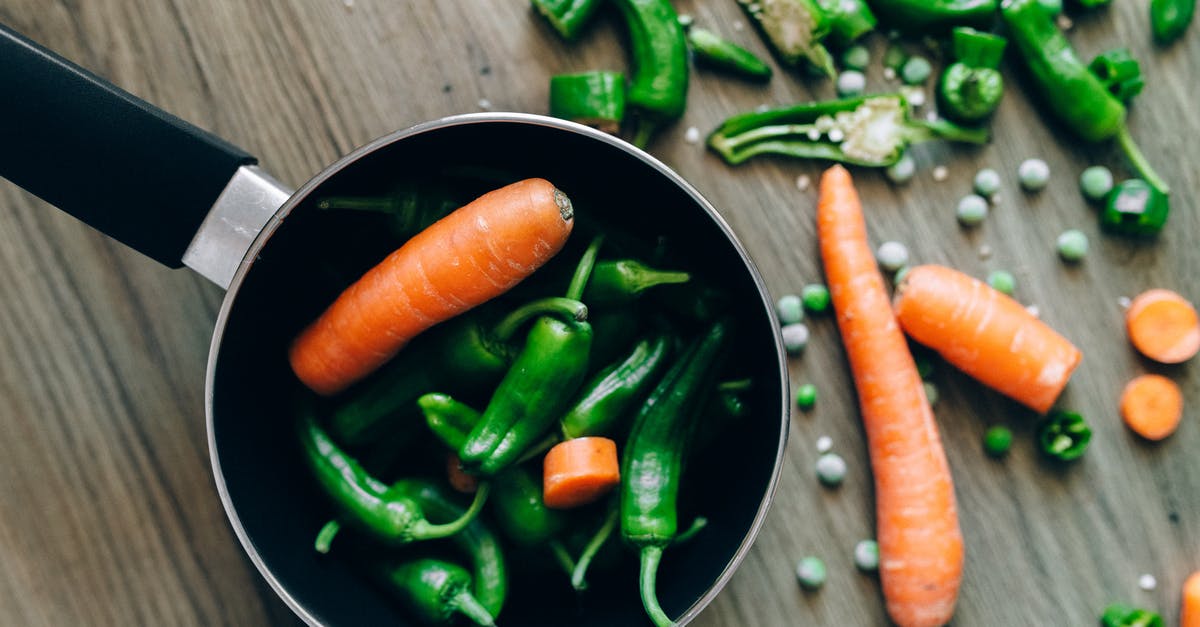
[1152,0,1195,43]
[686,27,773,81]
[382,558,497,627]
[612,0,689,147]
[533,0,602,40]
[1101,178,1169,236]
[869,0,999,32]
[818,0,877,45]
[561,332,673,439]
[549,72,626,134]
[1089,48,1144,105]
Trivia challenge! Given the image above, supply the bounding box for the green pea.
[1056,229,1088,262]
[900,55,932,85]
[815,453,846,486]
[853,539,879,571]
[983,425,1013,457]
[777,294,805,325]
[986,270,1016,295]
[842,45,870,71]
[782,323,810,355]
[923,381,939,405]
[973,168,1002,197]
[915,355,934,380]
[1079,165,1114,202]
[1018,158,1050,191]
[796,383,817,410]
[796,556,827,589]
[801,283,831,313]
[893,265,910,285]
[876,241,909,272]
[883,44,907,71]
[885,152,916,184]
[837,70,867,97]
[956,194,989,226]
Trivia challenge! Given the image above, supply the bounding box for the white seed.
[932,165,949,181]
[816,436,833,453]
[756,103,771,113]
[1056,14,1074,29]
[796,174,812,191]
[1118,296,1132,308]
[978,244,993,259]
[1138,574,1157,590]
[684,126,702,144]
[807,128,822,141]
[883,67,897,80]
[827,128,845,142]
[1026,304,1040,318]
[733,19,745,31]
[477,98,493,110]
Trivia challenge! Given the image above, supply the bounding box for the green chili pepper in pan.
[314,180,458,238]
[1101,603,1165,627]
[622,321,729,627]
[381,558,497,626]
[736,0,837,77]
[549,71,626,134]
[817,0,877,46]
[1101,178,1170,236]
[938,27,1006,123]
[708,94,988,167]
[686,27,773,81]
[560,333,674,439]
[869,0,999,32]
[532,0,602,40]
[1001,0,1169,196]
[583,260,690,308]
[1088,48,1144,105]
[612,0,689,147]
[328,297,586,446]
[1037,410,1092,461]
[1152,0,1195,43]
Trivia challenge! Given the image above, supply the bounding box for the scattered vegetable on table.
[1100,603,1165,627]
[549,71,627,134]
[1125,289,1200,364]
[1037,410,1092,461]
[938,27,1006,123]
[685,27,773,81]
[982,426,1014,457]
[1120,374,1184,441]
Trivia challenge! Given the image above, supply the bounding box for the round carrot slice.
[1119,374,1183,441]
[543,437,619,509]
[1126,289,1200,364]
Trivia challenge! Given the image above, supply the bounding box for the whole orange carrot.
[893,265,1082,414]
[290,178,574,395]
[817,165,963,627]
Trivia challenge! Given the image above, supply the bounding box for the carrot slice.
[543,437,620,509]
[894,264,1082,414]
[1126,289,1200,364]
[817,165,963,627]
[1119,374,1183,441]
[289,178,574,395]
[1183,571,1200,627]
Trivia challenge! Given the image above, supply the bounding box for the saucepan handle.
[0,22,292,288]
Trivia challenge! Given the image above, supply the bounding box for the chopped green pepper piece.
[1100,603,1164,627]
[1151,0,1195,43]
[737,0,837,77]
[533,0,602,40]
[938,27,1006,123]
[817,0,878,46]
[549,72,626,134]
[612,0,688,147]
[1089,48,1144,105]
[1100,179,1170,237]
[686,27,773,81]
[1037,410,1092,461]
[869,0,999,32]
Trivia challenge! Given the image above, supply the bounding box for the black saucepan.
[0,23,788,626]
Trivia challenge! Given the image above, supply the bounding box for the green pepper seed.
[983,425,1014,457]
[876,241,910,272]
[801,283,831,313]
[816,453,847,486]
[1079,165,1114,202]
[1056,229,1089,261]
[1018,158,1051,191]
[986,270,1016,295]
[973,168,1002,197]
[886,152,917,184]
[956,194,990,226]
[842,44,870,71]
[796,383,818,410]
[777,294,805,325]
[782,323,810,355]
[853,539,879,571]
[837,70,867,97]
[901,55,933,85]
[796,556,827,589]
[923,381,939,405]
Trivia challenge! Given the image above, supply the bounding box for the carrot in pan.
[1120,374,1183,441]
[1125,288,1200,364]
[289,178,575,395]
[816,165,963,627]
[894,264,1082,414]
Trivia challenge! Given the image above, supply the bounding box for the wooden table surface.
[1,1,1197,625]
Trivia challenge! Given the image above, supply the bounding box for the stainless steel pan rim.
[204,111,790,626]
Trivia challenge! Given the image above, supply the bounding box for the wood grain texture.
[0,0,1196,625]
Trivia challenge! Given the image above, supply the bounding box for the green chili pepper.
[938,27,1007,123]
[560,333,674,439]
[622,321,729,627]
[1101,178,1170,236]
[583,260,690,307]
[1101,603,1165,627]
[328,297,587,446]
[1077,0,1111,7]
[381,558,497,626]
[708,94,988,167]
[686,27,773,81]
[817,0,877,46]
[868,0,998,32]
[612,0,689,147]
[532,0,602,40]
[314,180,458,238]
[1001,0,1169,197]
[549,71,627,134]
[736,0,836,77]
[299,411,490,546]
[1152,0,1195,43]
[1037,410,1092,461]
[1089,48,1144,105]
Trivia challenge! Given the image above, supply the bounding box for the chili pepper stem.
[566,235,606,300]
[314,519,341,554]
[1115,124,1170,195]
[571,505,620,591]
[492,297,589,343]
[632,118,656,150]
[515,431,561,465]
[908,117,990,145]
[411,482,492,540]
[315,196,399,212]
[550,540,578,579]
[671,516,708,545]
[639,545,674,627]
[450,590,498,627]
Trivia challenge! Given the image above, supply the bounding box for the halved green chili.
[381,558,497,627]
[869,0,999,32]
[1152,0,1195,43]
[686,27,773,81]
[1037,410,1092,461]
[549,71,626,134]
[612,0,689,147]
[532,0,602,40]
[736,0,836,77]
[938,27,1006,123]
[1089,48,1144,105]
[560,332,674,439]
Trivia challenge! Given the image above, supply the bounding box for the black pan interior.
[211,119,785,626]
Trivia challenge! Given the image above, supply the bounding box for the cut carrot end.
[1182,571,1200,627]
[1126,289,1200,364]
[543,437,620,509]
[446,452,479,494]
[1120,374,1183,441]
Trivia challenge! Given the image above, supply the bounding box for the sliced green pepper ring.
[1038,410,1092,461]
[1100,179,1170,237]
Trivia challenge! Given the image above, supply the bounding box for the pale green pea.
[796,383,817,410]
[796,556,827,589]
[883,44,907,71]
[876,241,909,272]
[1018,158,1050,191]
[923,381,939,405]
[956,194,989,226]
[901,55,932,85]
[777,294,805,325]
[893,265,910,285]
[837,70,867,97]
[842,45,870,71]
[986,270,1016,295]
[886,153,916,184]
[815,453,847,486]
[1056,229,1088,261]
[853,539,879,571]
[801,283,831,313]
[782,323,810,355]
[973,168,1002,197]
[1079,165,1114,202]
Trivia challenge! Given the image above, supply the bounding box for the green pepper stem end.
[571,505,619,591]
[314,519,341,554]
[639,545,674,627]
[566,235,606,301]
[411,482,491,540]
[1115,124,1170,195]
[492,297,589,343]
[450,589,498,627]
